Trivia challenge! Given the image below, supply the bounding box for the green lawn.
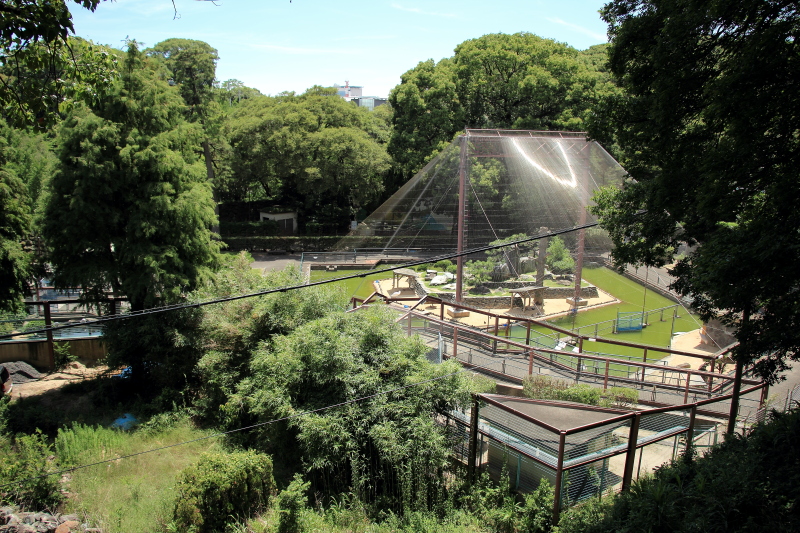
[311,265,701,362]
[513,266,702,362]
[308,269,391,300]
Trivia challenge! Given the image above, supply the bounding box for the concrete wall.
[0,338,107,370]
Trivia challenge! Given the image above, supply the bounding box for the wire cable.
[1,223,600,340]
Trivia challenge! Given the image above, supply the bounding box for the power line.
[1,222,599,340]
[0,356,506,490]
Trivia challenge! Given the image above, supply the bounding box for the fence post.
[727,360,744,435]
[453,328,459,361]
[528,351,534,375]
[468,394,480,484]
[685,404,697,456]
[43,303,55,371]
[622,413,642,491]
[526,321,531,346]
[642,348,648,363]
[684,372,692,403]
[603,359,610,389]
[552,431,568,525]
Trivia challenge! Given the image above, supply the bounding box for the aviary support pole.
[455,134,468,304]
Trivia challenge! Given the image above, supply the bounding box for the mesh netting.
[336,130,625,254]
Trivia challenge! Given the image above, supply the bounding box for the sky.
[70,0,610,98]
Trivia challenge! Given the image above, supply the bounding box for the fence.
[392,308,761,410]
[447,383,765,523]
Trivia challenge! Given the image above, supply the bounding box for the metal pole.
[455,135,468,303]
[453,328,459,360]
[43,303,55,370]
[622,413,641,491]
[685,405,697,456]
[468,394,480,484]
[727,304,750,436]
[552,431,568,525]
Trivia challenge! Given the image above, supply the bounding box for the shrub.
[434,259,454,271]
[602,387,638,408]
[522,376,637,409]
[277,473,310,533]
[53,341,78,371]
[0,430,64,509]
[171,450,275,533]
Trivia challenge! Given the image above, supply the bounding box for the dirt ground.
[9,361,108,400]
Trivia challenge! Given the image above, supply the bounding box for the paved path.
[250,252,301,273]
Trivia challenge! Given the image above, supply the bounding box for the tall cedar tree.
[43,42,220,313]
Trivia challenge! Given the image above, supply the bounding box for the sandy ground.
[9,361,107,400]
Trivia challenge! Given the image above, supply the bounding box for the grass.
[310,265,702,364]
[57,418,223,533]
[308,269,391,300]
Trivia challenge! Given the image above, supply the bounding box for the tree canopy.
[0,126,32,313]
[0,1,116,128]
[219,89,390,231]
[590,0,800,383]
[43,43,220,312]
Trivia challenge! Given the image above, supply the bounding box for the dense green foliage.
[0,128,32,312]
[0,430,63,509]
[0,1,118,128]
[590,0,800,382]
[219,305,479,509]
[217,89,391,231]
[546,236,575,275]
[43,42,221,312]
[171,450,275,533]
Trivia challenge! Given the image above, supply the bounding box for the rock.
[54,521,80,533]
[82,529,104,533]
[57,517,78,524]
[469,285,491,295]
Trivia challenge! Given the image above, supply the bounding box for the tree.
[147,38,222,213]
[220,90,390,229]
[0,1,117,128]
[546,236,574,275]
[0,128,32,313]
[43,42,220,313]
[221,305,481,509]
[387,58,462,183]
[590,0,800,383]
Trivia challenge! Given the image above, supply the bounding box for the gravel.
[1,361,42,383]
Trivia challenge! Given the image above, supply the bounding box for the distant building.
[333,81,363,100]
[259,209,297,235]
[332,81,386,110]
[350,96,387,111]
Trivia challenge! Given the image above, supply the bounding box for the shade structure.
[336,130,626,256]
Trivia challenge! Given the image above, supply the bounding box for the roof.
[483,394,631,432]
